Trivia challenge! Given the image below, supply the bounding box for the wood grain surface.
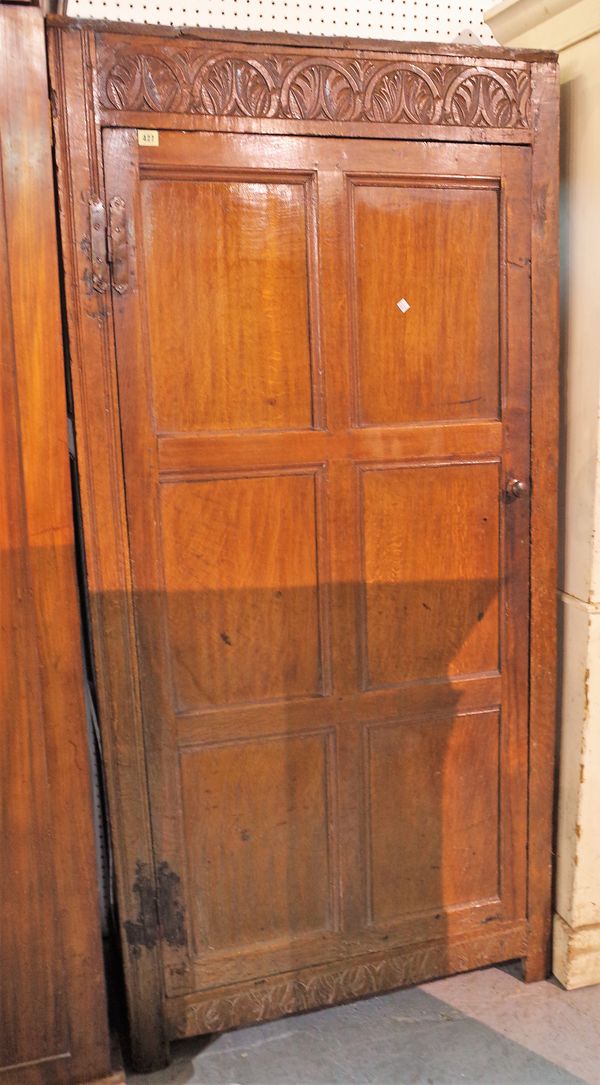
[0,8,110,1083]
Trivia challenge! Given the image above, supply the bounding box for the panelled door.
[103,129,531,1030]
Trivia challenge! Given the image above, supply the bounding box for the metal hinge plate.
[89,198,109,294]
[108,196,129,295]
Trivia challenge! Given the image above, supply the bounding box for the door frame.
[48,17,559,1071]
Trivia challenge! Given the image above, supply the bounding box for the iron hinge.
[89,198,109,294]
[123,860,186,957]
[107,195,129,295]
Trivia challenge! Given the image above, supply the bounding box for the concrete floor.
[128,964,600,1084]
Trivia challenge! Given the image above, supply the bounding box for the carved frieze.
[98,41,531,130]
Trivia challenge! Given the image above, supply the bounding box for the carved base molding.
[167,923,528,1038]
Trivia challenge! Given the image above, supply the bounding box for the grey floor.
[128,964,600,1084]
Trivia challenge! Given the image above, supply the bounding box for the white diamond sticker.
[396,298,410,313]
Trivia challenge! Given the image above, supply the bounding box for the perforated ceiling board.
[68,0,498,44]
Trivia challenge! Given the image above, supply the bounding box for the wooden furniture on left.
[0,6,115,1083]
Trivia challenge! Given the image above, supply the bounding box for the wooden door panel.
[142,173,319,434]
[366,710,500,924]
[349,179,500,425]
[103,128,531,1025]
[160,471,327,710]
[181,730,337,952]
[361,460,500,688]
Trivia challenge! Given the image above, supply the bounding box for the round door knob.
[507,478,528,499]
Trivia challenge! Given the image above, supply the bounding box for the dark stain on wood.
[125,860,187,956]
[157,861,187,949]
[124,861,159,957]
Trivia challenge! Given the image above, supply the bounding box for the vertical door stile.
[499,144,533,925]
[103,126,194,993]
[316,147,368,936]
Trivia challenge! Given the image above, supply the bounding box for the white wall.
[68,0,497,44]
[486,0,600,989]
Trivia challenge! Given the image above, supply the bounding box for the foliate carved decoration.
[174,929,526,1036]
[99,43,531,130]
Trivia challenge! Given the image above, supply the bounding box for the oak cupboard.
[48,18,559,1070]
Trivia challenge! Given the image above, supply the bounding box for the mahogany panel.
[349,180,500,425]
[160,471,326,709]
[0,130,68,1080]
[142,174,317,434]
[180,730,336,956]
[367,710,500,924]
[0,9,110,1082]
[361,461,500,688]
